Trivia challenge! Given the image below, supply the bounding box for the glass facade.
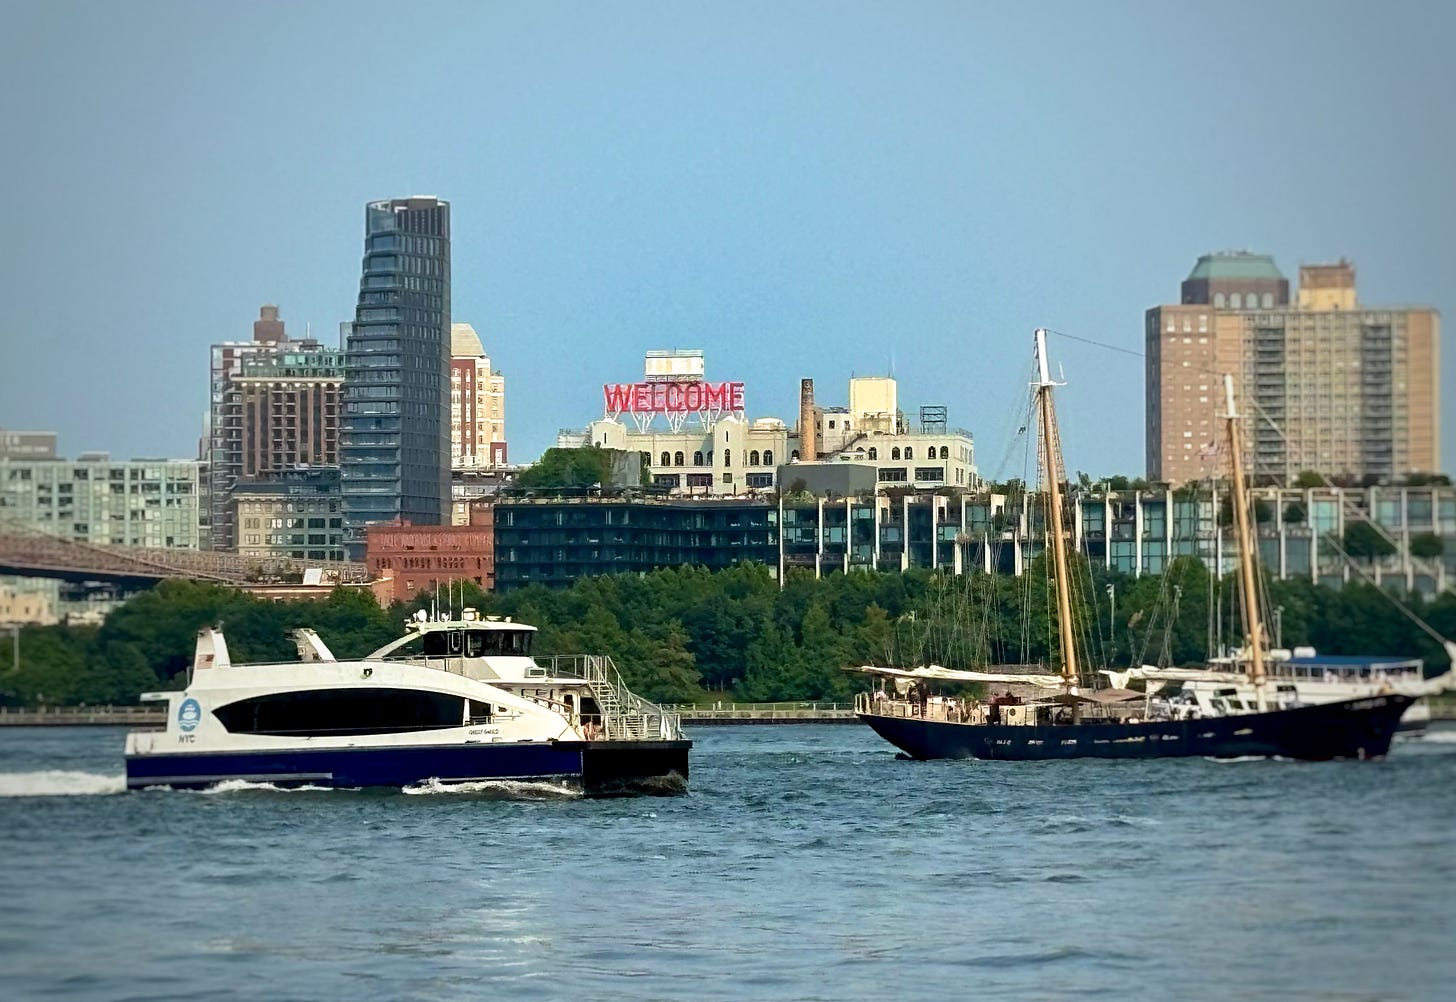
[494,495,779,590]
[497,486,1456,598]
[340,198,451,559]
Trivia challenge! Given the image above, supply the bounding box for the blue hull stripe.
[125,741,584,790]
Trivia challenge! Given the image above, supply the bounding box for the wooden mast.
[1223,374,1268,711]
[1034,329,1079,692]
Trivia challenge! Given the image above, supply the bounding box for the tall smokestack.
[799,378,817,462]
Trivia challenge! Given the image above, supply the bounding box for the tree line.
[3,559,1454,708]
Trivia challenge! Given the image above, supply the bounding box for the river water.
[1,723,1453,1001]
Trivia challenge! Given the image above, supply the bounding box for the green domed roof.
[1186,251,1285,281]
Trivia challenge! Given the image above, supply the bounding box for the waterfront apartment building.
[0,454,202,549]
[232,466,345,563]
[1146,253,1441,485]
[340,196,452,560]
[488,483,1456,598]
[560,375,978,497]
[450,323,507,469]
[493,492,778,591]
[208,305,343,550]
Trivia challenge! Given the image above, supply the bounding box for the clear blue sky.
[3,1,1452,480]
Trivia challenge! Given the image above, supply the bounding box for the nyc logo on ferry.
[177,698,202,733]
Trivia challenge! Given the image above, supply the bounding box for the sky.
[2,0,1453,482]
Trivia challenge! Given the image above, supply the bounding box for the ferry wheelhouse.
[124,610,690,794]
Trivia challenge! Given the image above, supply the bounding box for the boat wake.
[194,779,350,794]
[402,777,582,800]
[0,770,126,797]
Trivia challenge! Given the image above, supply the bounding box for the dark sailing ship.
[849,329,1411,761]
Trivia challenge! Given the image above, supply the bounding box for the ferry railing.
[533,654,683,741]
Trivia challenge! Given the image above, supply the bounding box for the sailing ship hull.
[858,694,1414,762]
[125,738,691,795]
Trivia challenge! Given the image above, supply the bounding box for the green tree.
[1340,521,1397,561]
[1410,532,1445,560]
[515,447,624,490]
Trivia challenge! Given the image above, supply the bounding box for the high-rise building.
[450,323,507,468]
[1146,252,1441,484]
[339,196,452,559]
[207,305,343,550]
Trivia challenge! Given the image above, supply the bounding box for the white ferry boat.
[124,610,690,794]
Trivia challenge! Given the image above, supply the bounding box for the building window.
[1262,293,1273,308]
[764,450,773,465]
[939,446,949,459]
[750,450,760,466]
[722,473,733,484]
[915,467,945,482]
[892,448,901,460]
[1214,293,1226,308]
[905,446,913,460]
[878,468,908,482]
[661,451,670,467]
[693,451,704,466]
[724,449,731,466]
[868,447,877,460]
[1230,293,1242,309]
[674,451,684,466]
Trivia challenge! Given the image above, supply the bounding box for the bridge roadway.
[0,525,369,588]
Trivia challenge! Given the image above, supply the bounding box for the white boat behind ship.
[1105,642,1456,733]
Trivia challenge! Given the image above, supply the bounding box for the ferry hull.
[859,695,1413,762]
[125,738,691,795]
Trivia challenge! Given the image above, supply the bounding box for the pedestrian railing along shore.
[0,705,166,726]
[664,702,858,724]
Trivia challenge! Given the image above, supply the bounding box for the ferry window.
[466,631,486,657]
[213,688,467,737]
[422,630,466,657]
[467,699,493,724]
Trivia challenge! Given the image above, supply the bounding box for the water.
[2,725,1455,1001]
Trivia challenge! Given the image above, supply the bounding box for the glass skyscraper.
[340,196,451,559]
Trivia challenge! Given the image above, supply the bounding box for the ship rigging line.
[1043,329,1145,360]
